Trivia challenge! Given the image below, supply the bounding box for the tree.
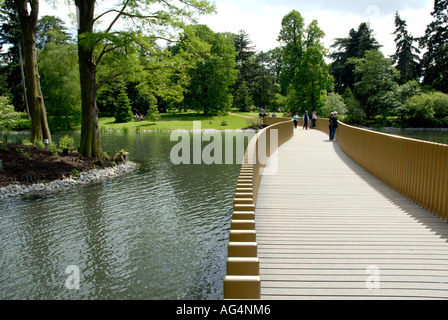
[182,25,237,115]
[277,10,305,95]
[36,15,71,49]
[420,0,448,92]
[278,12,333,114]
[14,0,51,143]
[251,50,282,109]
[234,81,253,112]
[232,30,257,107]
[114,91,133,123]
[330,22,381,94]
[74,0,215,157]
[349,50,400,119]
[0,0,27,113]
[392,12,421,84]
[38,42,81,131]
[288,44,333,114]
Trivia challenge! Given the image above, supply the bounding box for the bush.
[323,93,347,117]
[58,134,76,152]
[404,92,448,127]
[0,96,21,132]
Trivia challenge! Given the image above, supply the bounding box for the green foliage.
[58,134,76,152]
[420,0,448,92]
[38,43,81,131]
[330,22,381,94]
[48,142,58,159]
[279,12,333,115]
[391,12,421,84]
[181,25,238,115]
[234,81,253,112]
[20,138,33,146]
[0,95,21,132]
[146,95,160,123]
[349,50,400,119]
[323,93,347,117]
[114,92,133,123]
[34,140,45,149]
[404,92,448,127]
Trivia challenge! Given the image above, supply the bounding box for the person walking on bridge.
[293,113,299,129]
[303,111,309,130]
[329,111,338,141]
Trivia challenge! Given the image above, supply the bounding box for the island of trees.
[1,0,447,158]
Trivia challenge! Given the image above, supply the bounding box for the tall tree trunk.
[76,0,103,157]
[14,0,51,143]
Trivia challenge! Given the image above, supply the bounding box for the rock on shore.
[0,161,138,201]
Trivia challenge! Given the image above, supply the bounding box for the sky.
[40,0,435,58]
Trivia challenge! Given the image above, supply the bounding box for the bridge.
[224,117,448,300]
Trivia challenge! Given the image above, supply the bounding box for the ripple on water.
[0,132,243,300]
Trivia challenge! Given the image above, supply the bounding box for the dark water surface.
[0,131,247,300]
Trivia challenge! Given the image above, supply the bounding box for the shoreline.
[0,161,138,201]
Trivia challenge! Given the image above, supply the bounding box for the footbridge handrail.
[337,122,448,222]
[223,118,294,300]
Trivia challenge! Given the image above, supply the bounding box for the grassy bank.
[98,111,262,132]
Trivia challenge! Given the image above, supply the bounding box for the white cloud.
[39,0,435,58]
[200,0,434,57]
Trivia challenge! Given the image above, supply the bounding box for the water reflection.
[0,131,244,300]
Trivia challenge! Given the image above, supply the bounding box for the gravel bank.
[0,161,138,201]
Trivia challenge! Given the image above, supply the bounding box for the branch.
[103,0,131,35]
[95,73,124,92]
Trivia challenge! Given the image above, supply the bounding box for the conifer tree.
[420,0,448,92]
[330,22,381,94]
[392,12,421,85]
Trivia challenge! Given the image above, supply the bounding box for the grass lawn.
[98,111,262,131]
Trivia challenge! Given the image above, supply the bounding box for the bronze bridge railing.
[223,116,448,300]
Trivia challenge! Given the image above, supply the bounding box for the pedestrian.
[329,111,338,141]
[311,111,317,129]
[293,113,299,129]
[303,111,309,130]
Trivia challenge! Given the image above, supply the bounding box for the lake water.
[374,128,448,145]
[0,131,251,300]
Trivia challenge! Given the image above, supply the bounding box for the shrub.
[58,134,76,152]
[0,96,21,132]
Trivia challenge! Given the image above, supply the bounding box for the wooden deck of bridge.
[255,128,448,300]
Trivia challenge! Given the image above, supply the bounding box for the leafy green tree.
[73,0,215,157]
[391,80,422,121]
[349,50,400,119]
[38,43,81,131]
[249,49,284,109]
[420,0,448,92]
[288,42,333,114]
[392,12,421,85]
[277,10,305,95]
[330,22,381,94]
[182,25,238,115]
[278,12,332,114]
